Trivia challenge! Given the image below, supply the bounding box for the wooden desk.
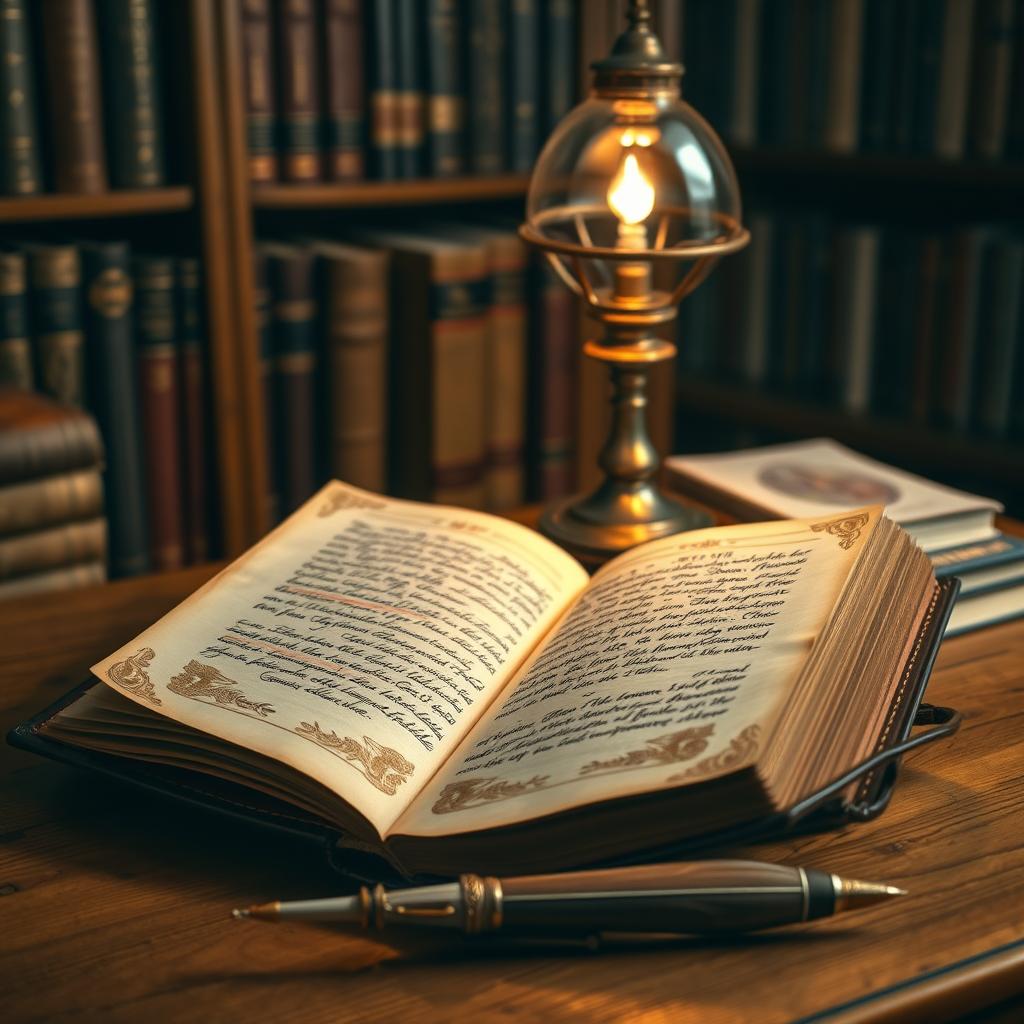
[2,545,1023,1022]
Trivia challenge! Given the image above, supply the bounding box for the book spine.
[755,0,791,145]
[0,559,106,597]
[467,0,505,173]
[858,0,897,152]
[0,0,42,194]
[0,468,104,536]
[253,248,279,524]
[803,0,833,148]
[910,235,941,423]
[81,240,150,576]
[276,0,321,182]
[367,0,399,178]
[729,0,761,147]
[0,249,33,390]
[823,0,863,152]
[1007,5,1024,159]
[29,244,85,407]
[544,0,575,134]
[0,517,107,579]
[739,214,772,387]
[969,0,1016,158]
[268,248,318,513]
[507,0,539,173]
[933,0,976,158]
[322,0,364,180]
[177,257,209,563]
[240,0,277,182]
[323,250,388,493]
[96,0,166,188]
[40,0,108,193]
[393,0,424,178]
[910,0,945,154]
[485,239,527,510]
[0,403,104,484]
[135,255,185,571]
[887,0,921,153]
[429,251,489,507]
[424,0,464,176]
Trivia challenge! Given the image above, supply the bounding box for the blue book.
[931,533,1024,597]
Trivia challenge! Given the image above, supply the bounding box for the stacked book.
[673,0,1024,159]
[239,0,577,183]
[0,0,169,195]
[666,438,1024,636]
[255,223,578,520]
[679,213,1024,444]
[0,390,108,598]
[0,243,212,577]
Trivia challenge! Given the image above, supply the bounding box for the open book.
[31,482,943,877]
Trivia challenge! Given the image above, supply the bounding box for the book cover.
[0,517,107,580]
[910,0,945,154]
[0,0,42,195]
[135,255,185,571]
[38,0,108,193]
[858,0,898,152]
[276,0,321,182]
[366,0,399,179]
[730,0,762,147]
[543,0,575,135]
[968,0,1016,158]
[28,243,85,408]
[0,249,33,391]
[239,0,278,182]
[0,559,105,598]
[930,532,1024,579]
[423,0,464,177]
[507,0,539,173]
[887,0,921,152]
[81,240,150,577]
[933,0,976,158]
[393,0,424,178]
[833,225,880,413]
[322,0,364,180]
[96,0,166,188]
[823,0,864,152]
[466,0,505,173]
[869,230,917,418]
[0,468,103,536]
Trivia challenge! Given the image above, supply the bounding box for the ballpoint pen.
[232,859,905,936]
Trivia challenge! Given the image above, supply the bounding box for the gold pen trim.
[799,867,810,922]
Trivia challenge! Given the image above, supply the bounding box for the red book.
[239,0,277,182]
[276,0,321,182]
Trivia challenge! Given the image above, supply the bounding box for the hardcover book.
[13,481,954,879]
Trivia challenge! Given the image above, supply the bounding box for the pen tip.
[232,907,250,920]
[833,876,908,911]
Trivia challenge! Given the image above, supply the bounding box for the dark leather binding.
[543,0,575,135]
[81,241,150,577]
[466,0,505,173]
[239,0,278,182]
[507,0,538,172]
[8,580,961,886]
[322,0,364,180]
[135,255,185,571]
[366,0,399,179]
[0,0,42,195]
[0,250,34,390]
[96,0,166,188]
[424,0,464,177]
[276,0,321,182]
[252,248,280,526]
[28,243,85,407]
[392,0,423,178]
[39,0,108,193]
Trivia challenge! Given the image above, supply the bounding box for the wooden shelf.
[675,376,1023,483]
[0,187,194,223]
[252,174,530,209]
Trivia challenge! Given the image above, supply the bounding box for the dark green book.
[466,0,505,173]
[424,0,464,176]
[96,0,167,188]
[28,243,85,407]
[543,0,575,134]
[81,241,149,577]
[507,0,539,172]
[0,249,33,391]
[859,0,899,151]
[393,0,424,178]
[911,0,945,153]
[0,0,42,195]
[366,0,399,179]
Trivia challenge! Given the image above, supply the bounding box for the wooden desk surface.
[2,543,1024,1022]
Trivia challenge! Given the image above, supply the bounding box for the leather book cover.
[393,0,424,178]
[0,559,105,597]
[968,0,1015,159]
[424,0,464,177]
[506,0,538,173]
[0,389,104,484]
[322,0,364,180]
[81,241,150,577]
[239,0,278,182]
[858,0,898,152]
[276,0,321,182]
[38,0,108,193]
[543,0,575,135]
[0,0,42,195]
[314,241,388,494]
[264,243,318,514]
[95,0,166,189]
[253,248,280,525]
[176,258,209,564]
[134,255,185,572]
[466,0,505,173]
[366,0,399,179]
[28,243,85,407]
[0,517,107,579]
[0,249,34,391]
[0,468,103,536]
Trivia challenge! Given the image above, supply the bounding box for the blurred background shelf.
[0,187,194,223]
[251,175,531,209]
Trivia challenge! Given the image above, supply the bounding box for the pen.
[232,859,905,935]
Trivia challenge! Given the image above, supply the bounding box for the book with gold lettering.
[10,481,959,880]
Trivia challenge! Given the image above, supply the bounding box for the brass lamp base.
[540,491,711,570]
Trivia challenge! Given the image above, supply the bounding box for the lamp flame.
[607,152,655,226]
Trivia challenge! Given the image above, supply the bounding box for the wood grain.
[1,521,1022,1023]
[0,187,192,223]
[251,175,531,208]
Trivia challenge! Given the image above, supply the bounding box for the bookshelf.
[0,188,193,223]
[251,175,531,209]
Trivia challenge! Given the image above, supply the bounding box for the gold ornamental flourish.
[810,512,871,550]
[107,648,161,706]
[294,722,414,796]
[167,660,276,718]
[667,724,761,784]
[580,725,714,774]
[317,487,388,517]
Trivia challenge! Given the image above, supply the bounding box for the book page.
[395,509,881,837]
[91,482,588,837]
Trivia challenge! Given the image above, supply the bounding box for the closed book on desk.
[12,483,959,881]
[0,468,103,536]
[0,516,106,579]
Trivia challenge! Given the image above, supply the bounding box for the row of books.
[678,214,1024,441]
[675,0,1024,160]
[0,0,169,195]
[0,243,212,577]
[240,0,577,184]
[255,224,580,523]
[0,391,108,598]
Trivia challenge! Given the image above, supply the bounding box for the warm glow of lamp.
[607,152,655,226]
